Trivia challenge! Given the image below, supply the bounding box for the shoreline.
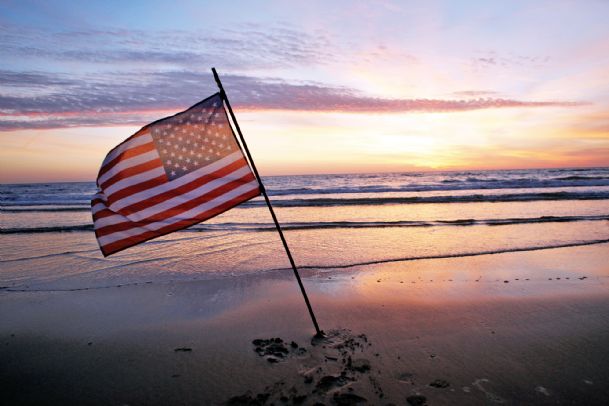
[2,244,609,405]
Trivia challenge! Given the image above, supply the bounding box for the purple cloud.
[0,70,586,130]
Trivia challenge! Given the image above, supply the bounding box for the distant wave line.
[2,214,608,234]
[3,190,609,211]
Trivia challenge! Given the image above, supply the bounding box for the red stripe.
[95,171,256,237]
[100,158,162,191]
[105,174,167,206]
[96,131,148,179]
[115,157,249,215]
[92,207,118,221]
[99,141,156,178]
[91,198,105,207]
[98,187,260,256]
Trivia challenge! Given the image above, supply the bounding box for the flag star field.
[151,94,239,181]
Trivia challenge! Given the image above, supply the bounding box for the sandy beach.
[2,243,609,405]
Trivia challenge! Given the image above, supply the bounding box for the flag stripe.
[103,173,168,205]
[98,149,160,186]
[101,131,151,169]
[114,158,250,221]
[108,151,243,212]
[96,180,259,247]
[99,186,260,256]
[104,166,166,197]
[99,140,157,178]
[94,171,256,236]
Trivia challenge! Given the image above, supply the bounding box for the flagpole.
[211,67,323,337]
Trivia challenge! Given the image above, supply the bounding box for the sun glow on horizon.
[0,0,608,182]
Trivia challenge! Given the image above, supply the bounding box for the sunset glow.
[1,0,608,182]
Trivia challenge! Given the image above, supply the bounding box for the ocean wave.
[3,214,607,234]
[2,191,609,213]
[1,206,92,212]
[265,179,609,195]
[247,191,609,207]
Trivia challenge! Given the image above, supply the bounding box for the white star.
[205,156,210,161]
[182,165,187,170]
[197,153,202,158]
[208,148,213,153]
[167,160,172,165]
[194,161,199,165]
[171,152,175,157]
[178,136,183,141]
[171,170,176,176]
[182,147,187,152]
[166,142,171,147]
[190,150,195,155]
[174,162,179,168]
[186,158,191,163]
[179,155,183,160]
[213,102,218,107]
[162,149,167,154]
[215,151,220,156]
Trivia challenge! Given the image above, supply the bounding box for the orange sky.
[1,0,608,182]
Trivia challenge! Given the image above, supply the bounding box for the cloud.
[0,70,586,130]
[0,24,334,70]
[471,51,550,69]
[452,90,500,97]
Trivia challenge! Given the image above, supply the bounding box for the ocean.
[2,167,609,291]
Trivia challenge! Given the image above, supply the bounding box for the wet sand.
[1,243,609,405]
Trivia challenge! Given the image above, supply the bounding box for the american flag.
[91,93,261,256]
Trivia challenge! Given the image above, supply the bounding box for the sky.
[1,0,609,182]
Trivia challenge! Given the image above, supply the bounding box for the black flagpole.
[211,67,323,337]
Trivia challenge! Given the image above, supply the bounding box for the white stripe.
[109,151,243,212]
[98,149,160,186]
[91,202,105,214]
[104,166,165,196]
[102,132,152,168]
[94,213,128,230]
[98,180,259,247]
[124,165,252,223]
